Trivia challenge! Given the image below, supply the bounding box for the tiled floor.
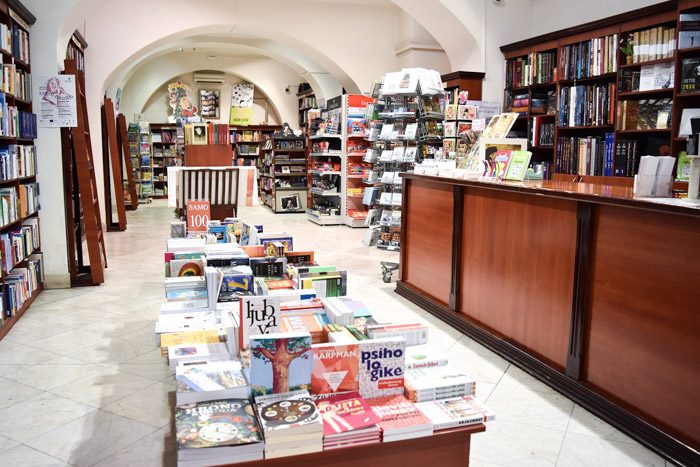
[0,200,670,466]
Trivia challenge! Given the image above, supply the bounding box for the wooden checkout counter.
[396,173,699,466]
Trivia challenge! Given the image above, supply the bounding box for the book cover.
[366,394,432,436]
[503,150,532,181]
[250,332,312,396]
[311,342,360,394]
[169,258,204,277]
[176,399,262,449]
[281,314,326,336]
[160,330,219,349]
[176,360,247,393]
[239,295,280,351]
[358,337,406,398]
[415,396,495,430]
[405,345,449,370]
[254,389,321,433]
[681,58,700,93]
[315,391,381,435]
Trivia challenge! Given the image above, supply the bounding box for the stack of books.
[255,390,323,458]
[167,342,229,369]
[404,364,476,403]
[164,276,208,308]
[175,359,250,405]
[367,394,433,442]
[416,395,496,430]
[175,399,264,466]
[315,392,381,449]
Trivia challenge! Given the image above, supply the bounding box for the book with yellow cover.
[160,330,220,355]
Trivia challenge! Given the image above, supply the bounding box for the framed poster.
[199,89,220,119]
[38,75,77,127]
[229,83,254,125]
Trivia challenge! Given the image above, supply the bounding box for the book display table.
[397,173,700,466]
[228,424,485,467]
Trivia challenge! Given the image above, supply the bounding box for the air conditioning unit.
[193,72,225,84]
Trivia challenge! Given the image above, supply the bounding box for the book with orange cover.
[160,330,220,356]
[241,245,265,257]
[311,342,359,394]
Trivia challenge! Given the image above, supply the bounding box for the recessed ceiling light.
[178,48,183,52]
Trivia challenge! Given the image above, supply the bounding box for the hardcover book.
[314,391,381,435]
[415,395,495,430]
[358,337,406,398]
[176,360,250,404]
[254,389,321,434]
[249,332,312,396]
[311,342,360,394]
[239,296,281,351]
[176,399,262,449]
[681,57,700,93]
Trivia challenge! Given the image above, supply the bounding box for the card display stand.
[117,114,138,210]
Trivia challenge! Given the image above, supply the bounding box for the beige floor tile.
[0,375,45,410]
[49,367,156,408]
[102,380,174,429]
[0,341,58,365]
[0,356,107,391]
[116,362,174,382]
[28,328,115,356]
[0,392,95,442]
[485,383,574,432]
[92,428,176,467]
[25,409,157,467]
[0,434,18,455]
[68,337,153,365]
[470,419,565,466]
[0,444,70,466]
[497,364,559,394]
[566,404,638,445]
[556,431,665,466]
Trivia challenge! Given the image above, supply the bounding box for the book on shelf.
[616,98,672,131]
[176,399,264,466]
[681,58,700,93]
[366,394,433,442]
[560,33,618,80]
[314,391,381,449]
[415,395,495,430]
[638,63,674,91]
[626,25,676,62]
[558,83,615,127]
[254,389,323,458]
[556,133,614,176]
[679,14,700,50]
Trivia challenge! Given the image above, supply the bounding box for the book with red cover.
[311,342,360,394]
[315,391,380,435]
[280,298,325,314]
[366,394,433,441]
[265,278,295,290]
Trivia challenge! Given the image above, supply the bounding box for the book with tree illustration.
[250,331,312,396]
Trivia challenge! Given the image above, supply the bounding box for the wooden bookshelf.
[297,84,316,136]
[261,137,308,213]
[229,124,281,202]
[0,0,44,340]
[149,123,182,199]
[500,0,698,182]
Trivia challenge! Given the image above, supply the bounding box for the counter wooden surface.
[397,173,700,466]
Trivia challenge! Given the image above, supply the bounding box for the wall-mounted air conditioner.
[193,72,225,84]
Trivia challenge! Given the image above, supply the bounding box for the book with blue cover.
[249,331,312,397]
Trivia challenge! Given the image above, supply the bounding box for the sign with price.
[186,200,211,232]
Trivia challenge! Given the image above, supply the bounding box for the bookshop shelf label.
[38,75,77,127]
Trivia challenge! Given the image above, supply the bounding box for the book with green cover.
[503,150,532,181]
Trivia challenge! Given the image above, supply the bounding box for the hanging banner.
[38,75,77,127]
[229,83,254,125]
[168,81,198,120]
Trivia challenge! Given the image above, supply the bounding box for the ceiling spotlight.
[207,55,217,60]
[178,48,184,52]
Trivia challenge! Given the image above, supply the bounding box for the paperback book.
[175,360,250,405]
[358,337,406,398]
[249,331,312,396]
[415,395,495,430]
[311,342,360,394]
[366,394,433,442]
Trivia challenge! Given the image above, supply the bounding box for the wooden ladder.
[117,113,139,210]
[63,58,107,284]
[101,97,127,230]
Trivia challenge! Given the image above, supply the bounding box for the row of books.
[0,217,39,274]
[505,50,557,88]
[0,62,31,101]
[184,123,230,145]
[11,23,28,64]
[558,83,615,127]
[616,98,672,131]
[560,33,618,81]
[532,119,554,147]
[1,253,43,322]
[0,144,35,180]
[0,95,36,138]
[160,217,494,464]
[18,183,38,218]
[232,129,272,143]
[627,25,676,63]
[619,62,674,93]
[151,129,179,144]
[0,187,17,226]
[556,134,614,176]
[614,139,641,177]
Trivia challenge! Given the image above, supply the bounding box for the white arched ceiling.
[118,52,303,125]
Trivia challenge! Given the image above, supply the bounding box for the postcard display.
[161,220,494,465]
[362,68,445,250]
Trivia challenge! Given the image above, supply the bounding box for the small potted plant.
[621,34,634,64]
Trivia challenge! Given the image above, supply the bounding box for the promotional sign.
[168,81,198,120]
[229,83,254,125]
[38,75,77,127]
[186,200,210,232]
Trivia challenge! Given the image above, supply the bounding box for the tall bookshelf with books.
[150,123,182,198]
[137,122,154,201]
[500,2,691,184]
[230,124,280,168]
[0,1,44,342]
[260,135,307,213]
[297,84,316,136]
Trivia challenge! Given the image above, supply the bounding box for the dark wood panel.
[232,425,483,467]
[585,205,700,449]
[402,179,454,306]
[459,188,577,369]
[441,71,484,100]
[185,144,232,166]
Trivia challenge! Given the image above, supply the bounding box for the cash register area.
[0,200,668,467]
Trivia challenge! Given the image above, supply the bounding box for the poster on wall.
[199,89,220,119]
[38,75,77,127]
[168,81,198,120]
[229,83,254,125]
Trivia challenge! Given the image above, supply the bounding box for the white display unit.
[307,128,344,225]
